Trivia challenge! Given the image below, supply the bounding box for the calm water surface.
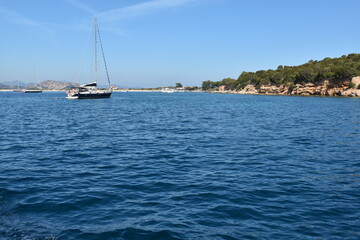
[0,92,359,240]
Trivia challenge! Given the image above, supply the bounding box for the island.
[203,53,360,97]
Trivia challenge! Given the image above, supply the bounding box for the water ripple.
[0,92,359,240]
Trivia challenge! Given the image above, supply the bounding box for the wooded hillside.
[203,54,360,90]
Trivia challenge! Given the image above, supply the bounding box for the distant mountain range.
[2,80,33,87]
[0,80,79,90]
[32,80,79,90]
[0,80,131,89]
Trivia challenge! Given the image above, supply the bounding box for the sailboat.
[13,76,42,93]
[23,69,43,93]
[13,79,22,92]
[67,18,112,99]
[21,89,43,93]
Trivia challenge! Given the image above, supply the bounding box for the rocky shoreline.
[217,77,360,97]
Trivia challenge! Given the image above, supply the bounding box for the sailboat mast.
[94,18,98,85]
[97,21,111,89]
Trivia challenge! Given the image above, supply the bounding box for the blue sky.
[1,0,360,88]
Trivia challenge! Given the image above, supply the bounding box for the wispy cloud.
[98,0,194,21]
[0,6,47,29]
[62,0,196,36]
[64,0,98,15]
[65,0,195,22]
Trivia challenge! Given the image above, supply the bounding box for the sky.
[1,0,360,88]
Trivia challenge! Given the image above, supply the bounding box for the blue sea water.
[0,91,359,240]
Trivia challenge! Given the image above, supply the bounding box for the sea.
[0,91,359,240]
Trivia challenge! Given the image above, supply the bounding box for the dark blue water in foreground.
[1,91,360,240]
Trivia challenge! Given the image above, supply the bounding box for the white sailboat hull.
[66,90,112,99]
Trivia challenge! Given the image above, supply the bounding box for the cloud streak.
[66,0,195,22]
[0,6,47,29]
[99,0,194,21]
[64,0,98,15]
[61,0,197,36]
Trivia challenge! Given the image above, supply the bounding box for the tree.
[333,67,354,80]
[294,69,315,84]
[185,86,198,91]
[219,78,236,89]
[175,83,183,88]
[202,80,213,90]
[270,72,283,85]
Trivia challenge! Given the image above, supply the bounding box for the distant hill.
[29,80,79,90]
[0,81,33,89]
[0,83,10,89]
[2,81,33,88]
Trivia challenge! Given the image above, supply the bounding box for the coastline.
[0,89,68,91]
[210,78,360,97]
[2,88,360,97]
[210,90,360,97]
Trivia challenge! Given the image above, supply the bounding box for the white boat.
[160,88,177,93]
[21,89,42,93]
[67,18,112,99]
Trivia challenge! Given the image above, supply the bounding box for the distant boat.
[21,89,42,93]
[13,79,22,92]
[160,88,177,93]
[13,84,42,93]
[13,71,43,93]
[67,18,112,99]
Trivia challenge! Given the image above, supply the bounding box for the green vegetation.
[202,54,360,90]
[184,86,199,91]
[202,78,237,91]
